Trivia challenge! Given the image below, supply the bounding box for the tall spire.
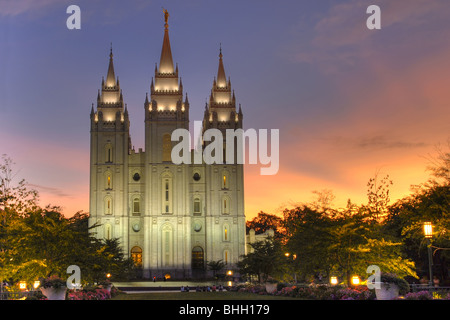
[106,43,116,87]
[159,8,174,74]
[217,44,227,88]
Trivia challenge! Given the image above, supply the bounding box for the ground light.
[351,276,360,286]
[330,276,338,285]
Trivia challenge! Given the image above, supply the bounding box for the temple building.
[88,10,245,279]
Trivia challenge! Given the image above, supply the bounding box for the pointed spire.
[217,43,227,88]
[106,43,116,87]
[159,9,174,74]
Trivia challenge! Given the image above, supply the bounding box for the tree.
[246,211,283,239]
[283,201,417,285]
[207,260,225,278]
[365,171,393,222]
[283,205,336,282]
[0,155,134,287]
[237,238,286,283]
[385,144,450,284]
[0,154,38,217]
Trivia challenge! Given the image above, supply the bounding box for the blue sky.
[1,0,450,218]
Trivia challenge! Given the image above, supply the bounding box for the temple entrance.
[192,246,204,278]
[131,246,143,279]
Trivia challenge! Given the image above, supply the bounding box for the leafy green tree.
[283,205,336,282]
[238,238,286,283]
[384,145,450,284]
[365,172,393,222]
[0,156,133,287]
[246,211,283,240]
[283,202,417,285]
[207,260,225,278]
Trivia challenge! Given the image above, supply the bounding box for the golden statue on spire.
[162,8,169,28]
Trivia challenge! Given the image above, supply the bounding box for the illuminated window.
[222,196,230,215]
[224,250,230,264]
[223,224,230,241]
[106,174,112,189]
[105,171,113,190]
[221,171,229,189]
[192,246,204,270]
[162,134,172,162]
[105,196,113,215]
[131,246,142,268]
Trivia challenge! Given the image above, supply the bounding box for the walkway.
[113,280,233,293]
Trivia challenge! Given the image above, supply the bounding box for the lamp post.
[423,222,433,288]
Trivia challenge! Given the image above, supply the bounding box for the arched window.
[221,170,229,189]
[222,196,230,215]
[133,197,141,215]
[224,250,230,265]
[131,246,142,268]
[193,197,201,216]
[162,133,172,162]
[161,224,173,267]
[162,174,173,214]
[105,144,113,163]
[223,224,230,241]
[105,171,112,190]
[104,196,113,215]
[104,223,112,240]
[192,246,204,270]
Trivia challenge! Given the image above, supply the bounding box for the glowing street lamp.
[19,281,27,290]
[330,276,338,286]
[424,222,433,238]
[227,270,233,276]
[424,222,433,287]
[33,281,40,289]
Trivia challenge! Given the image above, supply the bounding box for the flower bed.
[238,284,376,300]
[68,288,111,300]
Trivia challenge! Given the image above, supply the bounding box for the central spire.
[106,44,116,87]
[159,8,174,74]
[217,44,227,88]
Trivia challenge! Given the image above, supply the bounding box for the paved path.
[113,281,234,292]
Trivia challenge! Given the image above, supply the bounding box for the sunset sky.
[1,0,450,220]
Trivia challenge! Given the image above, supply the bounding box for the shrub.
[403,291,433,300]
[41,275,66,289]
[67,288,111,300]
[379,273,410,295]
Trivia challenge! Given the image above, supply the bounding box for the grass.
[111,291,297,300]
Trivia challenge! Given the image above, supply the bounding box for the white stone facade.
[89,14,245,279]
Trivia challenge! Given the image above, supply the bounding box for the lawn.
[111,291,298,300]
